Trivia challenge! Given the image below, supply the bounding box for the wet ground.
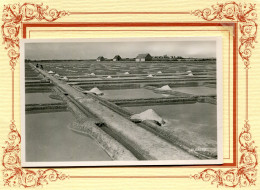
[26,111,111,162]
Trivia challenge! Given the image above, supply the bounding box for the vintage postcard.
[1,1,259,189]
[20,37,223,167]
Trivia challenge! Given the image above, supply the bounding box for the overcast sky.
[25,41,216,60]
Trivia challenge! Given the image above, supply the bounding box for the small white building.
[136,53,152,62]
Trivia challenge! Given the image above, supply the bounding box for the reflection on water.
[26,112,111,162]
[102,89,166,100]
[26,93,61,104]
[125,103,217,141]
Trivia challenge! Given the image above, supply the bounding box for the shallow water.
[125,103,217,141]
[172,86,216,96]
[26,93,62,104]
[25,112,111,162]
[102,88,166,100]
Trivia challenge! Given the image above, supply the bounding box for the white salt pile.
[147,74,153,78]
[187,70,192,73]
[54,73,60,78]
[60,76,68,81]
[48,70,55,74]
[90,73,95,76]
[124,72,130,75]
[89,87,104,95]
[187,73,194,76]
[130,109,165,126]
[157,85,172,91]
[107,75,112,79]
[157,71,162,74]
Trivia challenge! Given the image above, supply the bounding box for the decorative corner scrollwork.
[191,2,257,69]
[191,2,257,188]
[2,3,69,70]
[2,3,69,188]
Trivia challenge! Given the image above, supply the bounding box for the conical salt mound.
[60,76,68,81]
[89,87,104,95]
[187,73,193,76]
[124,72,129,75]
[130,109,165,125]
[157,71,162,74]
[48,70,55,74]
[90,73,95,76]
[54,73,60,77]
[187,70,192,73]
[107,75,112,79]
[157,85,172,91]
[147,74,153,78]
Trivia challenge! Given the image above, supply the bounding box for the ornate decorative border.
[1,1,258,188]
[2,3,69,187]
[191,2,258,187]
[191,1,257,69]
[2,3,69,70]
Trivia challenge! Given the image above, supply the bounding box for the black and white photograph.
[21,37,222,167]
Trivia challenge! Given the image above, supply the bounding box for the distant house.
[113,55,122,61]
[152,56,159,61]
[136,53,152,62]
[163,55,170,60]
[96,56,105,61]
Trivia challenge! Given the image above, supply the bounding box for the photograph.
[20,37,222,167]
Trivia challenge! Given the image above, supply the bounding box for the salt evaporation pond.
[171,86,216,96]
[102,88,166,100]
[125,103,217,141]
[25,111,111,161]
[26,93,61,104]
